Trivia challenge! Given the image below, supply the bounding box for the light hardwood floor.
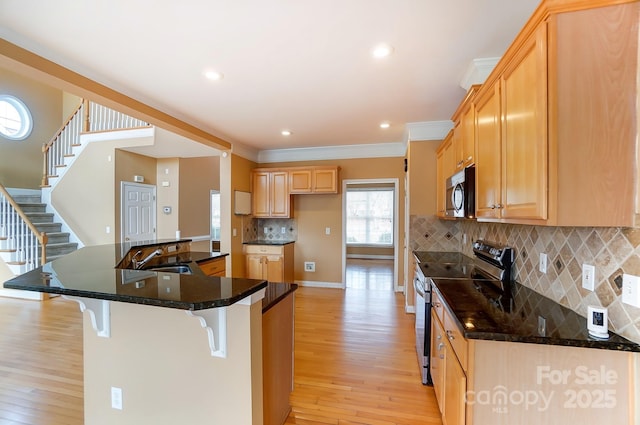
[0,279,440,424]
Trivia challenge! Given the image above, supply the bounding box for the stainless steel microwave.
[445,166,475,219]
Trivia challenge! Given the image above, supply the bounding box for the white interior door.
[122,182,156,243]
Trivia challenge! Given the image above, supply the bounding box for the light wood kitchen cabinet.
[289,166,339,194]
[243,243,294,283]
[475,83,502,219]
[431,307,466,425]
[196,256,226,277]
[499,23,548,221]
[452,85,480,171]
[252,170,291,218]
[435,131,454,218]
[472,1,640,226]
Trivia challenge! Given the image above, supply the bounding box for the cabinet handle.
[438,342,444,351]
[467,156,472,161]
[434,302,441,308]
[446,330,454,341]
[436,334,442,340]
[496,204,504,209]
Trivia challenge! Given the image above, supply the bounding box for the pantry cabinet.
[243,243,294,283]
[252,170,291,218]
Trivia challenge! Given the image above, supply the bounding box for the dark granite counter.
[262,282,297,313]
[243,240,295,246]
[432,278,640,352]
[4,243,266,311]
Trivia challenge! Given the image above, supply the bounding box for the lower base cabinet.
[196,256,226,276]
[263,292,294,425]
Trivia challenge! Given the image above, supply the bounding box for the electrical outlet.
[263,227,268,234]
[622,274,640,308]
[304,261,316,272]
[582,264,595,291]
[281,227,286,234]
[539,253,548,274]
[325,227,331,235]
[111,386,123,410]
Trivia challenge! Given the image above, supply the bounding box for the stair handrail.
[41,99,85,187]
[41,99,151,187]
[0,182,48,268]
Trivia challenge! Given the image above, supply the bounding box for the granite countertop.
[243,240,295,246]
[432,278,640,352]
[4,242,266,311]
[262,282,297,313]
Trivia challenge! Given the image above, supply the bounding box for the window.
[0,95,33,140]
[346,188,394,246]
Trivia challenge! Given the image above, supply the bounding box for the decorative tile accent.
[410,215,640,344]
[244,217,297,242]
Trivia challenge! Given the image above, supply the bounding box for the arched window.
[0,95,33,140]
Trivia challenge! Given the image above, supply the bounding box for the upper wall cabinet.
[472,0,639,227]
[451,85,480,172]
[289,166,339,194]
[252,170,291,218]
[436,131,454,218]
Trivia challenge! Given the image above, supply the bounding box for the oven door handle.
[414,278,425,298]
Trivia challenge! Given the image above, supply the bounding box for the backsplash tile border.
[410,214,640,344]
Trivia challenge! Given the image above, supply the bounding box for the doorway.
[121,182,157,243]
[342,179,399,291]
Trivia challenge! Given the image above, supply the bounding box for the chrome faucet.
[134,249,163,269]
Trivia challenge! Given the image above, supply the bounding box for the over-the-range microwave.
[445,165,475,219]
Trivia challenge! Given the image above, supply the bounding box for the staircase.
[13,192,78,262]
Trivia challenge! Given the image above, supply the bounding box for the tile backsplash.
[242,217,297,242]
[410,214,640,344]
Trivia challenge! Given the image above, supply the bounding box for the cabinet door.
[475,84,502,219]
[443,347,466,425]
[313,168,338,193]
[252,172,271,217]
[270,171,290,217]
[461,104,475,168]
[289,170,312,194]
[436,146,446,218]
[430,313,445,412]
[501,24,548,220]
[265,255,284,282]
[246,255,265,280]
[453,123,464,171]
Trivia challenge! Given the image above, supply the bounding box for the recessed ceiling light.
[372,43,394,58]
[204,70,224,81]
[380,122,391,129]
[281,130,292,136]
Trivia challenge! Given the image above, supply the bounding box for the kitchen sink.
[145,265,193,274]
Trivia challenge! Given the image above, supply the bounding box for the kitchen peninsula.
[3,240,281,425]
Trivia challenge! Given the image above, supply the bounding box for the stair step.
[34,222,62,233]
[16,202,47,213]
[46,232,71,244]
[25,212,54,223]
[11,194,42,204]
[41,242,78,256]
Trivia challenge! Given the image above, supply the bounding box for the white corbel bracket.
[62,296,111,338]
[186,307,227,358]
[185,288,265,359]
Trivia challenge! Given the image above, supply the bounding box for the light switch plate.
[539,253,547,274]
[582,264,595,291]
[622,274,640,308]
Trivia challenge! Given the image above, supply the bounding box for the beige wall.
[178,156,220,238]
[408,140,441,216]
[114,150,157,243]
[156,158,180,240]
[264,157,405,286]
[229,154,256,277]
[0,68,63,188]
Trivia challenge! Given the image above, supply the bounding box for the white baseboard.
[405,305,416,314]
[295,280,344,289]
[346,254,394,260]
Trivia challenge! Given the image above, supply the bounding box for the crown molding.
[405,120,453,141]
[460,57,500,90]
[230,141,259,162]
[257,142,407,163]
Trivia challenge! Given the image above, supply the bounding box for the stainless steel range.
[413,240,514,385]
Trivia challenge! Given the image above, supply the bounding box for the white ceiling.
[0,0,540,156]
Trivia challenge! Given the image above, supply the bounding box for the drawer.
[243,244,284,255]
[444,309,468,372]
[198,258,226,276]
[431,289,445,325]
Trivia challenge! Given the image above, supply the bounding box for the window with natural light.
[346,188,394,246]
[0,95,33,141]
